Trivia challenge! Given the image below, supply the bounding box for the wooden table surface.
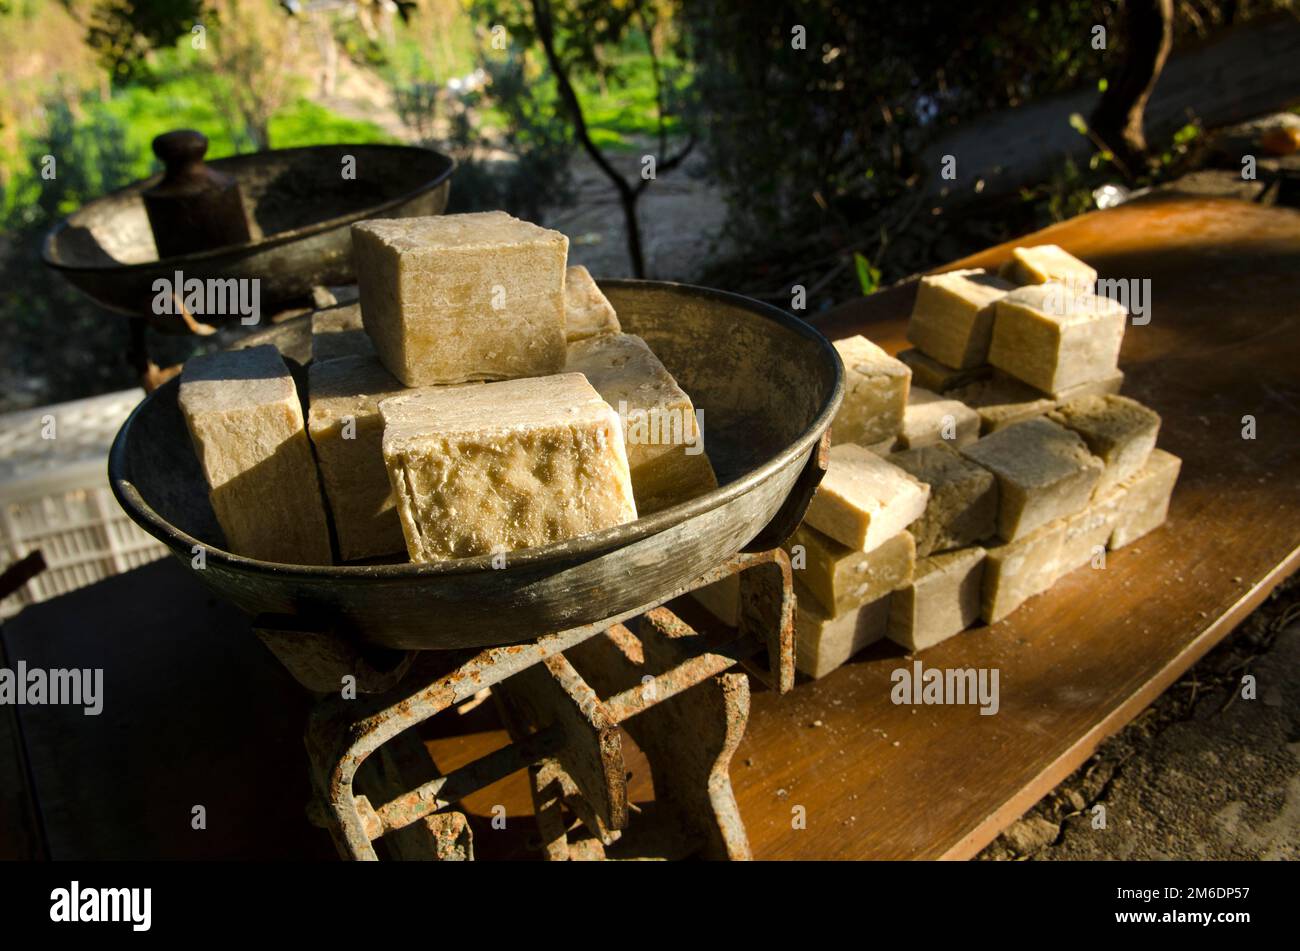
[3,195,1297,860]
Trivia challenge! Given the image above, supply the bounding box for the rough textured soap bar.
[989,283,1127,393]
[1047,369,1124,402]
[1048,394,1160,498]
[908,268,1016,368]
[1109,448,1181,549]
[897,348,992,393]
[786,524,915,615]
[804,443,929,552]
[307,355,407,561]
[794,582,892,679]
[888,546,986,651]
[1059,500,1119,575]
[889,443,998,557]
[998,244,1098,289]
[564,265,621,341]
[831,335,911,445]
[353,212,567,386]
[179,345,332,565]
[311,302,374,363]
[380,372,637,562]
[898,386,981,450]
[947,376,1056,433]
[961,417,1102,541]
[565,333,716,514]
[981,520,1067,623]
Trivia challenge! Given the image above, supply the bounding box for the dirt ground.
[979,577,1300,860]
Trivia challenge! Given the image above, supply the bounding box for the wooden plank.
[732,195,1300,858]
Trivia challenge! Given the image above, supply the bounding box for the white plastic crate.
[0,389,169,619]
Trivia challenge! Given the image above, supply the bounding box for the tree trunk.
[1090,0,1174,177]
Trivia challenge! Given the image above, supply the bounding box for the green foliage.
[853,253,880,296]
[85,0,205,81]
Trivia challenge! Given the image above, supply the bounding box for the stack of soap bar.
[311,303,373,363]
[888,547,986,651]
[897,348,992,393]
[178,345,332,565]
[1109,448,1181,549]
[804,443,929,552]
[786,523,915,615]
[981,520,1067,622]
[961,417,1102,541]
[794,583,892,679]
[947,376,1056,433]
[831,335,911,445]
[1048,394,1160,498]
[353,212,568,386]
[565,333,716,514]
[889,444,998,557]
[564,265,621,341]
[307,355,407,561]
[998,244,1097,289]
[897,386,981,450]
[907,268,1015,368]
[379,372,637,562]
[988,283,1127,394]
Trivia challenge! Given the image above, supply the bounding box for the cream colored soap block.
[908,268,1016,368]
[947,377,1056,433]
[564,265,621,341]
[831,335,911,445]
[961,417,1103,541]
[888,546,986,651]
[311,303,374,363]
[897,348,992,393]
[379,372,637,562]
[353,212,568,386]
[998,244,1098,289]
[988,283,1127,393]
[1109,448,1181,549]
[889,444,998,557]
[689,575,739,627]
[565,333,717,514]
[795,582,892,679]
[804,443,929,552]
[981,520,1067,623]
[179,345,332,565]
[898,386,981,450]
[1048,369,1124,402]
[1059,500,1120,575]
[786,524,915,615]
[1048,394,1160,498]
[307,355,407,561]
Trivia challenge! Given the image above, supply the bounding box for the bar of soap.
[898,386,981,450]
[1048,394,1160,498]
[831,335,911,445]
[306,355,407,561]
[998,244,1098,289]
[947,376,1056,433]
[1047,369,1124,402]
[1059,500,1120,575]
[379,372,637,562]
[908,268,1016,368]
[961,417,1102,541]
[888,546,986,651]
[794,582,892,679]
[897,348,992,393]
[353,212,567,386]
[804,444,929,552]
[889,444,998,557]
[688,574,739,627]
[179,345,332,565]
[786,524,915,615]
[980,520,1067,623]
[1108,448,1181,549]
[565,333,716,514]
[311,302,374,363]
[564,265,621,341]
[988,283,1127,393]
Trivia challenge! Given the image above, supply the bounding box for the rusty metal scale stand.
[258,550,795,861]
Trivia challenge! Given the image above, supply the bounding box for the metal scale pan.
[108,280,843,650]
